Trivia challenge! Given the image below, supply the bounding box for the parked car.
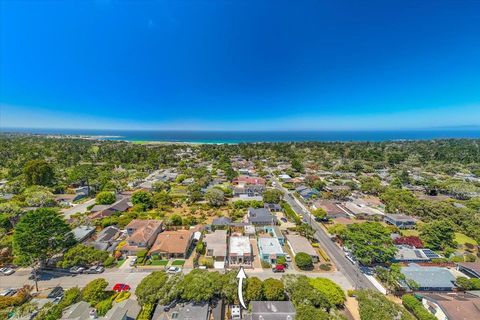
[0,267,15,276]
[285,254,292,262]
[129,257,137,266]
[86,265,105,274]
[163,299,178,312]
[113,283,131,292]
[48,286,64,299]
[0,288,17,297]
[272,264,285,273]
[345,253,356,265]
[69,266,85,274]
[166,266,182,274]
[280,217,288,223]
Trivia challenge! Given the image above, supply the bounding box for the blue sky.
[1,0,480,131]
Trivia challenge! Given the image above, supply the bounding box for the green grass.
[150,259,168,266]
[171,260,185,266]
[400,229,420,237]
[455,232,478,245]
[116,259,126,268]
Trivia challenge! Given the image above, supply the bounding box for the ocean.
[2,128,480,144]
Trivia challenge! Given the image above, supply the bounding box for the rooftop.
[401,264,456,289]
[286,235,318,257]
[422,292,480,320]
[248,301,296,320]
[204,230,227,257]
[258,237,284,255]
[149,229,193,254]
[229,236,251,256]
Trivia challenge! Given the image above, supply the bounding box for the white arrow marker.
[236,267,247,309]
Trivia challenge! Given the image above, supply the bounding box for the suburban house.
[258,237,285,263]
[384,214,416,229]
[203,230,228,269]
[89,197,132,220]
[400,264,456,291]
[312,200,347,219]
[211,216,232,229]
[71,225,95,243]
[121,219,163,255]
[393,245,431,263]
[420,292,480,320]
[149,229,194,259]
[297,187,320,200]
[264,203,282,212]
[233,185,265,197]
[61,299,140,320]
[343,201,385,219]
[286,234,320,263]
[233,176,266,187]
[102,299,141,320]
[247,207,277,226]
[152,302,210,320]
[263,225,285,245]
[89,225,122,252]
[456,262,480,278]
[246,301,296,320]
[229,236,252,267]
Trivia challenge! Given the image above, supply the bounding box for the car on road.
[285,254,292,262]
[86,265,105,274]
[129,257,137,266]
[280,217,288,223]
[0,267,15,276]
[69,266,85,274]
[0,288,17,297]
[272,264,285,273]
[113,283,131,292]
[345,253,356,265]
[166,266,182,274]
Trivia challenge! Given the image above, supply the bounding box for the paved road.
[272,178,376,290]
[1,265,352,293]
[61,198,96,219]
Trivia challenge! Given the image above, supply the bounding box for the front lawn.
[455,232,478,245]
[400,229,419,237]
[150,259,168,266]
[171,260,185,266]
[116,258,126,268]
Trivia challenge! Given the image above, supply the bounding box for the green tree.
[283,275,331,310]
[344,222,397,265]
[356,289,415,320]
[24,160,55,186]
[312,208,327,221]
[153,190,173,207]
[131,190,153,209]
[296,305,329,320]
[135,271,169,305]
[13,208,74,267]
[82,278,109,306]
[245,277,263,302]
[23,186,55,207]
[295,252,313,270]
[263,189,283,204]
[309,278,346,307]
[360,176,383,195]
[68,164,97,195]
[221,270,240,304]
[291,158,305,173]
[205,188,225,207]
[60,244,109,268]
[262,278,285,301]
[420,219,456,251]
[96,191,116,205]
[380,187,418,214]
[178,270,222,302]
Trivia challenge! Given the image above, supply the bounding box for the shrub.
[199,257,214,268]
[104,256,115,267]
[114,291,131,303]
[137,303,154,320]
[276,256,286,266]
[319,263,332,271]
[309,278,346,307]
[82,278,109,306]
[95,299,113,316]
[394,236,424,248]
[402,295,437,320]
[0,286,30,309]
[295,252,313,270]
[262,278,285,301]
[261,260,271,269]
[96,191,116,205]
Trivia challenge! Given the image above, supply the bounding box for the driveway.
[61,198,96,219]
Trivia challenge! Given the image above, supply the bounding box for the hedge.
[402,295,437,320]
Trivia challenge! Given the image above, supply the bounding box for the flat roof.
[229,236,251,256]
[258,237,284,255]
[401,264,456,289]
[287,235,318,257]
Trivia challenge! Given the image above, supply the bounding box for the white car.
[69,266,85,274]
[129,257,137,266]
[0,267,15,276]
[285,254,292,262]
[166,266,181,274]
